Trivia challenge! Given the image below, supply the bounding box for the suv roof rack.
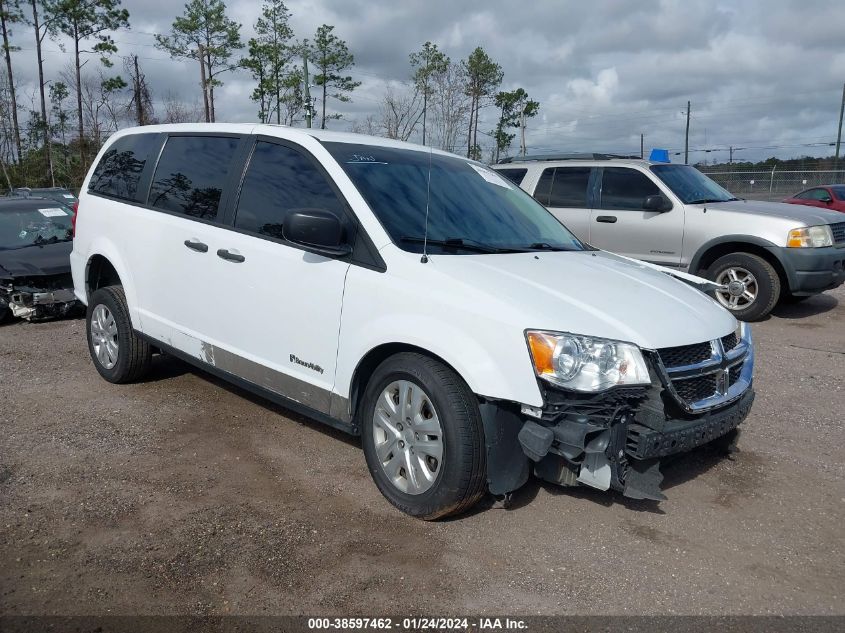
[497,153,641,164]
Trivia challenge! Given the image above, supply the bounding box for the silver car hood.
[693,199,844,226]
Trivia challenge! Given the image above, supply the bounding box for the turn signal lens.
[526,331,556,376]
[71,201,79,237]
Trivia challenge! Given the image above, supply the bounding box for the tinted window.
[548,167,591,208]
[496,168,527,186]
[650,164,735,204]
[600,167,662,210]
[89,134,159,201]
[534,168,555,205]
[324,143,584,255]
[234,141,346,240]
[808,188,832,201]
[832,186,845,201]
[148,136,240,220]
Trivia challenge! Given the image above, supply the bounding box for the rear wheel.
[86,285,152,383]
[360,352,486,520]
[707,253,780,321]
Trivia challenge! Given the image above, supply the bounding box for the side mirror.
[283,208,352,257]
[820,195,833,204]
[643,194,672,212]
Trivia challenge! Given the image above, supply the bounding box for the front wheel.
[707,253,780,321]
[360,352,487,520]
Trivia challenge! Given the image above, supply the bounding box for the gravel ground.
[1,287,843,616]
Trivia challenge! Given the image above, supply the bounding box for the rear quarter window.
[88,134,160,202]
[495,168,527,186]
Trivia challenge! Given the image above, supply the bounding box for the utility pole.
[835,83,845,172]
[197,44,210,123]
[520,108,527,157]
[302,52,312,129]
[640,133,644,159]
[729,146,733,164]
[684,100,691,165]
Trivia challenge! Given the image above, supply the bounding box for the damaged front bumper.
[481,326,755,501]
[1,279,78,321]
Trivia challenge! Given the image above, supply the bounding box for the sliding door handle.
[217,248,245,263]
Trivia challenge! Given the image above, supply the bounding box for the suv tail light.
[71,201,79,237]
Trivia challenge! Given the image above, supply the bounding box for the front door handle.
[217,248,245,263]
[184,239,208,252]
[596,215,618,223]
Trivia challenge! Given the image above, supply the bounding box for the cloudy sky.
[10,0,845,163]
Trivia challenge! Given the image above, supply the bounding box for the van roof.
[104,122,457,157]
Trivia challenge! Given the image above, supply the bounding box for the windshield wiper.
[399,236,513,254]
[687,197,738,204]
[521,242,569,251]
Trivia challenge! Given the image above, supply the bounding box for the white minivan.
[71,124,754,518]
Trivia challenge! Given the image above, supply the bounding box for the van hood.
[695,199,843,226]
[0,240,73,279]
[430,249,736,350]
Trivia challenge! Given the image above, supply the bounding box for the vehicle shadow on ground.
[140,353,360,448]
[768,293,838,320]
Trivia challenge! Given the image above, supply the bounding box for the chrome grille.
[657,341,712,367]
[831,222,845,244]
[656,329,753,412]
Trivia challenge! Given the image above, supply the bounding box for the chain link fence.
[698,167,845,201]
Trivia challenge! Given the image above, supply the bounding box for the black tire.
[360,352,487,520]
[86,285,152,383]
[0,305,10,324]
[706,253,780,321]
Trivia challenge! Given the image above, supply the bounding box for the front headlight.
[787,225,833,248]
[525,331,651,392]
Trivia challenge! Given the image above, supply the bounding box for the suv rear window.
[147,136,240,220]
[548,167,591,208]
[89,133,159,201]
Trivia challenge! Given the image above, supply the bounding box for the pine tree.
[309,24,360,129]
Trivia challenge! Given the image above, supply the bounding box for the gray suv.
[493,154,845,320]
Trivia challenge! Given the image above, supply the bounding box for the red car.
[783,184,845,212]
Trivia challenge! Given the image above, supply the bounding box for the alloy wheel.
[372,380,444,495]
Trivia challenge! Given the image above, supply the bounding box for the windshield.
[324,142,584,254]
[0,204,73,250]
[651,164,738,204]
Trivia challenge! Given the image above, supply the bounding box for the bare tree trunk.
[73,25,85,170]
[1,6,21,161]
[31,0,54,185]
[422,88,427,145]
[198,44,210,122]
[466,95,474,157]
[0,152,11,190]
[321,76,327,129]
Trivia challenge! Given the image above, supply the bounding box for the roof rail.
[497,153,641,164]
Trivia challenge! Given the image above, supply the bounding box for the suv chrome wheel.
[372,380,444,495]
[714,267,758,311]
[90,304,119,369]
